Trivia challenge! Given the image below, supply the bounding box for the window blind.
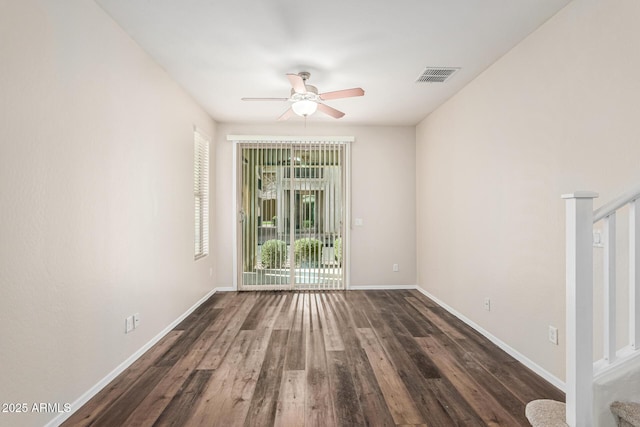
[233,138,348,290]
[194,128,210,260]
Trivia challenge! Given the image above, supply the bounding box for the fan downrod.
[298,71,311,81]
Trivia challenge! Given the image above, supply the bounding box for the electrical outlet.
[549,326,558,345]
[133,313,140,329]
[393,263,399,272]
[125,316,134,334]
[483,297,491,311]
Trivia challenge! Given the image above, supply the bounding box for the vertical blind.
[194,128,210,260]
[234,137,349,291]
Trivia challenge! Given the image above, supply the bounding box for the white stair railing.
[563,184,640,427]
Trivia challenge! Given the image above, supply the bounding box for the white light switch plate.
[125,316,134,334]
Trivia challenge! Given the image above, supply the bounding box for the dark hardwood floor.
[63,290,564,426]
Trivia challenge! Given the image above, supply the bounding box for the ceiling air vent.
[415,67,460,83]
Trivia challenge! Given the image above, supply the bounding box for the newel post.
[562,191,598,427]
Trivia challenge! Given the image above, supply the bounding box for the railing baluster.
[604,213,616,363]
[563,191,598,427]
[630,199,640,349]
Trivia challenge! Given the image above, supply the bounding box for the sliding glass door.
[236,140,346,290]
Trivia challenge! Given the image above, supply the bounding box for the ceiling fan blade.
[319,87,364,101]
[277,107,294,121]
[241,97,289,101]
[286,73,307,94]
[317,103,345,119]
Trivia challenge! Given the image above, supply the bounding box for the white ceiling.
[95,0,571,126]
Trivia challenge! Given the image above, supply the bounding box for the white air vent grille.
[416,67,460,83]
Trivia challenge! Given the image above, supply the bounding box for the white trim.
[231,144,239,291]
[227,135,354,143]
[349,284,417,291]
[344,142,351,290]
[594,345,640,380]
[213,286,235,293]
[46,287,221,427]
[561,191,599,200]
[414,286,566,392]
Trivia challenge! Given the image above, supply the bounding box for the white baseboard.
[414,286,566,392]
[46,287,221,427]
[349,284,417,290]
[217,284,415,291]
[218,284,416,292]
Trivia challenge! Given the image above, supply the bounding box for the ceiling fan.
[241,72,365,121]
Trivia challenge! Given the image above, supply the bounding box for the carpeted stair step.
[525,399,568,427]
[611,401,640,427]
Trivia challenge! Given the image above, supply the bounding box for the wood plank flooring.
[63,290,564,426]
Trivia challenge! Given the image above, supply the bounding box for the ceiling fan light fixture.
[291,100,318,117]
[243,72,361,121]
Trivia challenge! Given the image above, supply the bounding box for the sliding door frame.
[229,135,352,291]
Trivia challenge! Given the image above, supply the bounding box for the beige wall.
[215,123,416,288]
[0,1,216,426]
[416,0,640,384]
